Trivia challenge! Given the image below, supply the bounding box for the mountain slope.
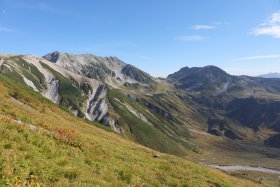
[0,72,257,186]
[0,54,197,156]
[43,51,154,86]
[167,66,234,93]
[0,55,113,126]
[5,53,280,153]
[168,66,280,95]
[2,52,280,185]
[4,53,280,153]
[168,65,280,145]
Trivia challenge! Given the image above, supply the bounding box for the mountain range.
[258,72,280,79]
[1,51,280,185]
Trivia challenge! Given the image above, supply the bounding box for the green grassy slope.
[0,74,258,186]
[107,87,188,156]
[1,57,46,92]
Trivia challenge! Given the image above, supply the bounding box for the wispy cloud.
[251,11,280,38]
[212,21,230,25]
[192,25,215,30]
[175,35,207,42]
[191,22,229,30]
[231,55,280,61]
[0,27,14,32]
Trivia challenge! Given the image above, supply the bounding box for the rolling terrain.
[0,73,259,186]
[1,52,280,185]
[0,54,259,186]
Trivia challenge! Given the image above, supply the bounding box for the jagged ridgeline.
[2,52,280,157]
[167,65,280,145]
[0,66,257,186]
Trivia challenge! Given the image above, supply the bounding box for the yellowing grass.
[0,80,259,186]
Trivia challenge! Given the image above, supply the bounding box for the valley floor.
[189,128,280,186]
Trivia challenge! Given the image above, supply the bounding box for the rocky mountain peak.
[43,52,126,66]
[41,52,155,86]
[43,51,61,63]
[167,65,232,92]
[168,65,229,79]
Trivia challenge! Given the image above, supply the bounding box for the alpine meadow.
[1,0,280,186]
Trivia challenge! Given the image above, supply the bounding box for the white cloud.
[192,25,215,30]
[231,55,280,61]
[212,21,230,25]
[251,11,280,38]
[175,35,207,41]
[0,27,14,32]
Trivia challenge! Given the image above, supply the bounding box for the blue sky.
[1,0,280,77]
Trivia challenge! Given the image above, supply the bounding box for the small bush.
[53,128,82,148]
[3,143,12,149]
[63,170,79,181]
[118,170,132,183]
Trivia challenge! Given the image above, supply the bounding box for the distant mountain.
[167,66,280,95]
[3,53,280,150]
[167,65,280,143]
[167,65,234,93]
[258,72,280,78]
[0,55,254,186]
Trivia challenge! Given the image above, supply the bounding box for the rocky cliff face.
[85,84,108,121]
[43,51,154,87]
[0,54,123,134]
[22,55,60,103]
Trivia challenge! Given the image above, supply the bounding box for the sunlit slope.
[0,55,202,156]
[0,74,258,186]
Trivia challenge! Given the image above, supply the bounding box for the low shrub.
[53,128,82,148]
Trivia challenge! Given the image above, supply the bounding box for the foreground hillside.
[0,66,257,186]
